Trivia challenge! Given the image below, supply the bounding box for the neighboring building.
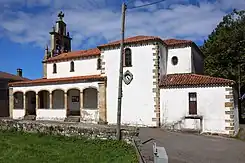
[0,69,28,117]
[8,12,239,136]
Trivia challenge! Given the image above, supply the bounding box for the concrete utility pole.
[116,2,126,141]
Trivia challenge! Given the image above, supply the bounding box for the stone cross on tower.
[58,11,64,21]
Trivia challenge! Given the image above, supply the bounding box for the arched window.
[53,63,57,73]
[97,58,101,70]
[124,48,132,67]
[70,61,74,72]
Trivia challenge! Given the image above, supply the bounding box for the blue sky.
[0,0,244,79]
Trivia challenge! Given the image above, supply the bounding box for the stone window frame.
[189,92,197,115]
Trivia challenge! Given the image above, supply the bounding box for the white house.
[8,12,239,136]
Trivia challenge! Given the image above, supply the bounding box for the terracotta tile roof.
[98,35,163,48]
[160,74,234,88]
[0,71,29,81]
[9,75,106,87]
[44,48,100,63]
[163,39,192,46]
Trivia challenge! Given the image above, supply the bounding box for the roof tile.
[45,48,100,63]
[160,74,234,88]
[0,71,29,81]
[9,75,105,87]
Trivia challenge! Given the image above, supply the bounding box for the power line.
[127,0,166,10]
[126,0,136,5]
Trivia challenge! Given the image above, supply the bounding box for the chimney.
[17,68,22,77]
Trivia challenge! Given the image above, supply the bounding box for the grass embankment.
[0,130,137,163]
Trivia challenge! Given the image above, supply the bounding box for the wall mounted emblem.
[123,70,133,85]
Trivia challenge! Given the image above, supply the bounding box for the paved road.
[138,128,245,163]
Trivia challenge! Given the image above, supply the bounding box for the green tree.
[201,9,245,85]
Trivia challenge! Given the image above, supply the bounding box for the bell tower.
[49,11,72,57]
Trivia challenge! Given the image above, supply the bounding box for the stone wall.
[0,118,138,143]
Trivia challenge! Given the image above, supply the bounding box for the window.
[171,56,178,65]
[97,58,102,70]
[124,48,132,67]
[53,63,57,74]
[189,92,197,115]
[70,61,74,72]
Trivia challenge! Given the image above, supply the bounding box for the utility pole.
[116,2,126,140]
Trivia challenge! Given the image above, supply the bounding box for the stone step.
[24,115,36,120]
[64,116,80,122]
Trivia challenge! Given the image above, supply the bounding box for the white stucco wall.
[36,109,66,121]
[160,86,231,134]
[102,44,156,126]
[166,47,192,74]
[13,109,25,119]
[46,58,101,79]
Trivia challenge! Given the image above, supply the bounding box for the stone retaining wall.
[0,118,139,143]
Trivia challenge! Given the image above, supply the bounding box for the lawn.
[0,130,137,163]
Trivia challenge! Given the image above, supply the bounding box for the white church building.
[8,12,239,136]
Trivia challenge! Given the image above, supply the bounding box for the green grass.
[0,130,137,163]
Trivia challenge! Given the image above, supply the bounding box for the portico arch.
[13,92,24,109]
[83,88,98,109]
[67,88,80,115]
[25,91,36,115]
[38,90,50,109]
[52,89,65,109]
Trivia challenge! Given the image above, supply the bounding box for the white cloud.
[0,0,244,49]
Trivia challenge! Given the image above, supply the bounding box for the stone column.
[64,92,68,116]
[36,93,39,113]
[49,93,53,109]
[98,82,107,124]
[80,91,83,117]
[23,94,26,115]
[9,88,14,118]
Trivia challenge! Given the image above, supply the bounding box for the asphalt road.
[138,128,245,163]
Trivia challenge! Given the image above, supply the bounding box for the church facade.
[8,13,239,136]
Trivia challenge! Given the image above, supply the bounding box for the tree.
[201,10,245,121]
[201,9,245,83]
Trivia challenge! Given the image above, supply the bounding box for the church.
[8,12,239,136]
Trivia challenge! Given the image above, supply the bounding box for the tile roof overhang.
[159,74,235,88]
[9,75,106,87]
[43,48,100,63]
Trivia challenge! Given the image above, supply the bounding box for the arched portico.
[67,88,80,116]
[25,91,36,115]
[83,88,98,109]
[38,90,50,109]
[52,89,65,109]
[13,92,24,109]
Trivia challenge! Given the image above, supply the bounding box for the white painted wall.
[11,82,99,94]
[103,45,156,126]
[13,109,25,119]
[166,47,192,74]
[81,109,99,123]
[36,109,66,121]
[46,58,101,79]
[160,86,231,134]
